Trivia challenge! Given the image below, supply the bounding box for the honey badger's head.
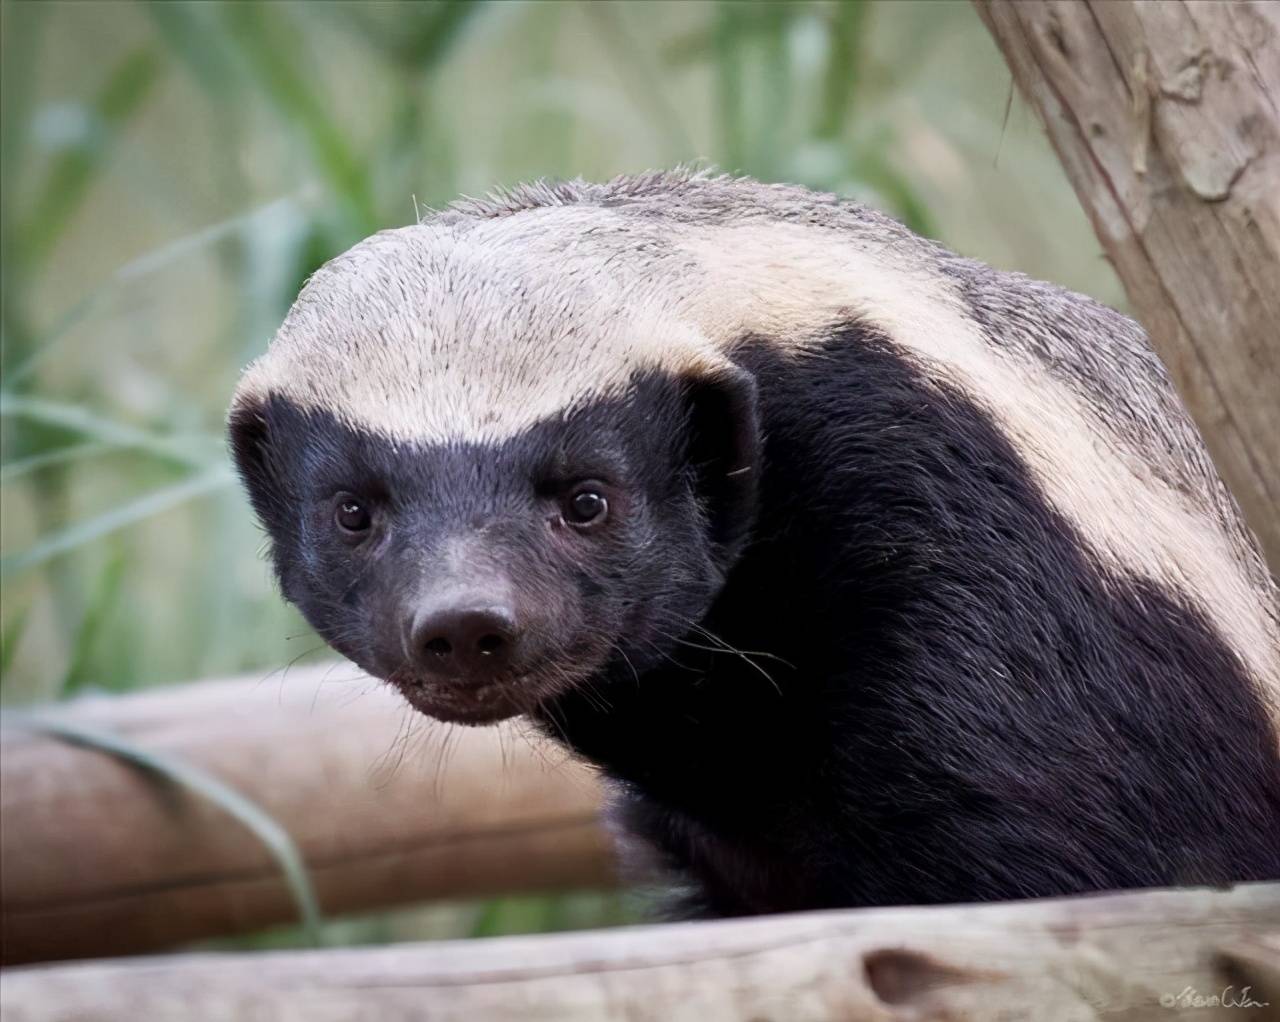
[228,218,759,724]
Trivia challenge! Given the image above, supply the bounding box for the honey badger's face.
[230,363,758,725]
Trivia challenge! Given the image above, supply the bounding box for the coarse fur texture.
[231,170,1280,913]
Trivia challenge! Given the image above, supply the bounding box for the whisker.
[647,619,786,698]
[689,622,795,668]
[611,643,642,687]
[370,702,418,789]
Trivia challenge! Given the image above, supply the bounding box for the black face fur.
[230,368,758,724]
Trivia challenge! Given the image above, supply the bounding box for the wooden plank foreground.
[0,665,613,964]
[2,883,1276,1021]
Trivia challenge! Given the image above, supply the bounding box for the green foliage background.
[0,0,1123,945]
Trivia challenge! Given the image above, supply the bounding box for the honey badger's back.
[436,171,1280,909]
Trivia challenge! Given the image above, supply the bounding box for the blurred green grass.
[0,0,1123,946]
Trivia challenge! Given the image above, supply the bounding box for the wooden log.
[0,666,612,965]
[974,0,1280,575]
[2,882,1276,1021]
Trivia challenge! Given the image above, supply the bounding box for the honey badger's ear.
[682,363,760,564]
[226,391,278,525]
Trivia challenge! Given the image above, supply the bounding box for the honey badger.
[230,171,1280,914]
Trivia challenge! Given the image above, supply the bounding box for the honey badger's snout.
[405,597,522,683]
[386,568,557,723]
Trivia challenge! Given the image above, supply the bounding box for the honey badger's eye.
[335,495,372,534]
[565,487,608,527]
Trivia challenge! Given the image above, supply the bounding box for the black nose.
[408,604,520,681]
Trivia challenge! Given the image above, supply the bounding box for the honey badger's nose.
[408,603,520,681]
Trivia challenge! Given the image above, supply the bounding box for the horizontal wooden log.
[0,666,612,965]
[2,882,1276,1021]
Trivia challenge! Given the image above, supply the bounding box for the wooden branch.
[0,666,612,965]
[2,883,1276,1021]
[975,0,1280,574]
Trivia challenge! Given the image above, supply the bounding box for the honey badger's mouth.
[391,671,528,725]
[386,643,612,726]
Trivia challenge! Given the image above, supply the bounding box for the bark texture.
[2,882,1276,1021]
